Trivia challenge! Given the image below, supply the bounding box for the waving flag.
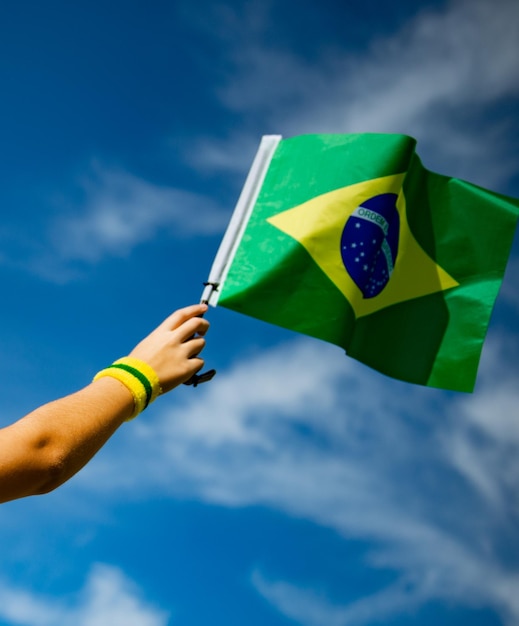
[202,134,519,392]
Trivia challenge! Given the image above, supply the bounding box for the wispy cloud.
[252,563,519,626]
[67,324,519,625]
[12,0,517,283]
[16,165,228,282]
[188,0,519,190]
[252,570,427,626]
[53,169,224,261]
[0,564,168,626]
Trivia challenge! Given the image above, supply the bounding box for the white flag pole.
[201,135,282,305]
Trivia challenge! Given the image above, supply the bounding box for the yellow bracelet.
[93,357,162,420]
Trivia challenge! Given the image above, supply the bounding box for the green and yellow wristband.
[93,357,162,420]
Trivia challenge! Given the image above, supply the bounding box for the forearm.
[0,377,133,502]
[0,304,209,504]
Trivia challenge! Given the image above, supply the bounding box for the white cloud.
[252,565,519,626]
[0,564,168,626]
[252,570,427,626]
[18,0,517,282]
[69,323,519,625]
[23,165,228,282]
[184,131,261,176]
[0,585,64,626]
[189,0,519,190]
[439,334,519,520]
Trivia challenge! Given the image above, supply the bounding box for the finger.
[162,356,205,392]
[160,304,208,331]
[175,317,210,342]
[183,355,205,379]
[184,336,206,358]
[192,318,210,337]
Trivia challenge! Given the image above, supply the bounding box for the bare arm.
[0,304,209,503]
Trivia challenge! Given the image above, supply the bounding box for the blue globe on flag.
[340,193,400,299]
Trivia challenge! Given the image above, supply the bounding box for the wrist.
[93,357,162,420]
[91,376,135,421]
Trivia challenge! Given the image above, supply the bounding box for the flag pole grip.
[182,283,219,387]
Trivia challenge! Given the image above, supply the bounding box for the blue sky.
[0,0,518,624]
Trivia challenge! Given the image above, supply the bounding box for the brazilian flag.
[202,134,519,392]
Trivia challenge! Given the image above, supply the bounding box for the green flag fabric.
[204,134,519,392]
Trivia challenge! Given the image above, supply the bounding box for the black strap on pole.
[183,368,216,387]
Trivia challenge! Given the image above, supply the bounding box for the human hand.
[129,304,210,393]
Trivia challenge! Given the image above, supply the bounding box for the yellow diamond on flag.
[267,174,459,318]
